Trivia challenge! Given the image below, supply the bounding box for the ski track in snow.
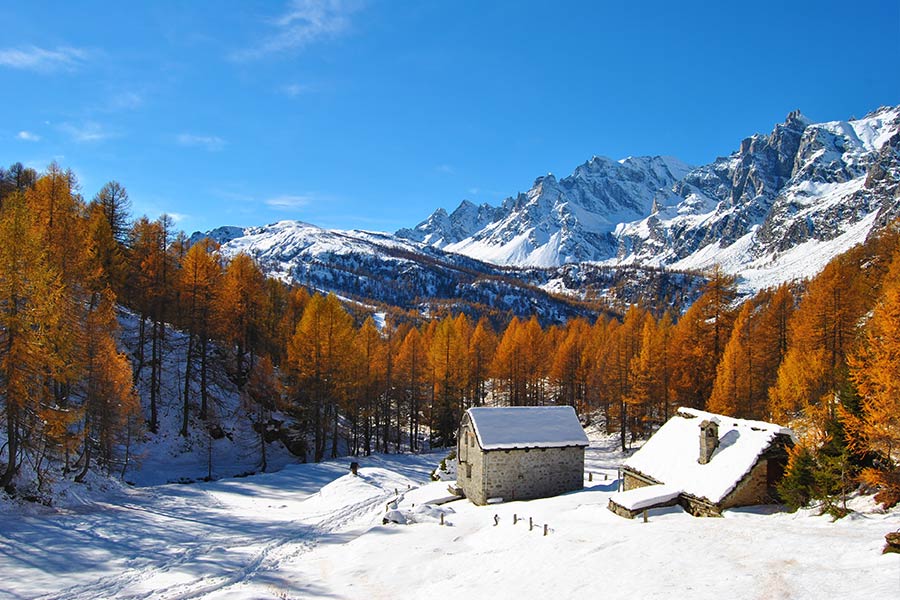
[2,455,439,600]
[2,438,898,599]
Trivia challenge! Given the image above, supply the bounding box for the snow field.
[0,438,898,599]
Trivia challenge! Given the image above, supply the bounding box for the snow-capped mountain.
[395,200,504,247]
[401,105,900,291]
[194,105,899,311]
[398,156,692,266]
[198,220,620,323]
[614,106,900,289]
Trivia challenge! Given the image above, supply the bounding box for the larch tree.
[550,318,591,413]
[216,252,266,386]
[670,268,737,411]
[768,255,867,424]
[708,301,754,418]
[92,180,132,244]
[242,355,283,472]
[396,326,427,452]
[428,315,469,446]
[491,317,525,406]
[179,238,222,436]
[0,192,65,490]
[629,316,662,433]
[350,317,382,455]
[468,317,497,407]
[286,293,357,462]
[611,305,645,450]
[74,288,139,481]
[846,246,900,507]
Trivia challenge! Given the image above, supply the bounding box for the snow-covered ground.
[1,436,898,599]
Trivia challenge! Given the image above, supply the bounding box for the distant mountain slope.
[193,105,899,313]
[398,156,692,266]
[613,106,900,290]
[200,220,625,324]
[400,105,900,292]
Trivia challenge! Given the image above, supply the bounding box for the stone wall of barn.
[457,415,586,506]
[457,421,487,504]
[622,470,659,491]
[477,446,584,504]
[722,459,771,509]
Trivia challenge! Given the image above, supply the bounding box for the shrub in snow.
[431,449,458,481]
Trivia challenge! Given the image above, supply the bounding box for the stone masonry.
[457,416,585,505]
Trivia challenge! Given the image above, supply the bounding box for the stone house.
[457,406,589,505]
[609,408,794,518]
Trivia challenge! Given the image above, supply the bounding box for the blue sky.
[2,1,898,235]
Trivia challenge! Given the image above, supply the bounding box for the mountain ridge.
[397,105,900,290]
[190,105,900,312]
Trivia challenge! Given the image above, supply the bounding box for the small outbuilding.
[609,408,794,518]
[457,406,589,505]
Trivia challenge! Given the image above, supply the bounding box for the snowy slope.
[1,436,896,599]
[194,220,607,324]
[403,155,693,267]
[117,309,301,486]
[610,106,900,291]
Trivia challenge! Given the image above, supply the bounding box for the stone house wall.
[481,446,584,503]
[458,421,487,504]
[721,459,770,509]
[622,470,659,492]
[457,418,584,505]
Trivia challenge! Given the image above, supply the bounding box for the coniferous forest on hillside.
[1,161,899,512]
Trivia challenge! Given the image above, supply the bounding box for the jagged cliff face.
[615,106,900,289]
[397,156,692,267]
[399,106,899,291]
[395,200,503,247]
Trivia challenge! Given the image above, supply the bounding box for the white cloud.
[167,212,189,223]
[233,0,363,61]
[16,130,41,142]
[60,121,114,143]
[436,164,455,174]
[282,82,315,97]
[109,90,144,111]
[265,194,313,209]
[0,45,89,72]
[176,133,226,151]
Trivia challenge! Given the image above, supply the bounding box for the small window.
[466,463,472,478]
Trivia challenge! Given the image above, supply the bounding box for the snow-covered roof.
[465,406,589,450]
[609,484,682,511]
[623,408,793,504]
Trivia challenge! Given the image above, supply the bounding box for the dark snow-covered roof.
[465,406,589,450]
[623,408,793,503]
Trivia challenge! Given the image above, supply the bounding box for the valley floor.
[1,437,898,599]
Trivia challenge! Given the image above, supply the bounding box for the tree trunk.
[74,429,91,483]
[200,336,209,420]
[149,320,159,433]
[0,404,19,491]
[181,333,195,437]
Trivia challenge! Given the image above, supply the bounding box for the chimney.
[698,419,719,464]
